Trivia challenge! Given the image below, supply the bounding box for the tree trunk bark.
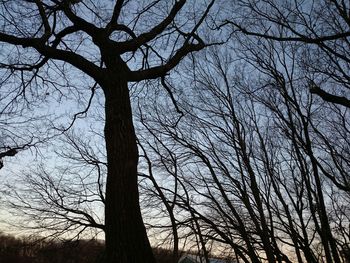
[102,72,155,263]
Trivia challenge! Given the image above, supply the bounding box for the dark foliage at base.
[0,232,176,263]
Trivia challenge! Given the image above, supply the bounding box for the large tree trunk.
[102,72,155,263]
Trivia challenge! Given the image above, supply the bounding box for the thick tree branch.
[128,41,205,81]
[0,26,80,72]
[60,2,101,39]
[310,85,350,108]
[0,33,103,82]
[34,0,52,40]
[0,148,18,159]
[106,0,125,31]
[0,146,26,170]
[108,24,136,39]
[116,0,186,53]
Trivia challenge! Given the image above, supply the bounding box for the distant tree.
[0,1,222,262]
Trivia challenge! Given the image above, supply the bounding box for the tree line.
[0,232,185,263]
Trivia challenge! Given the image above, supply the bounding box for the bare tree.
[223,0,350,108]
[2,131,106,241]
[0,1,223,262]
[137,42,350,263]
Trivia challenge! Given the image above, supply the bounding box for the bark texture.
[102,68,155,263]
